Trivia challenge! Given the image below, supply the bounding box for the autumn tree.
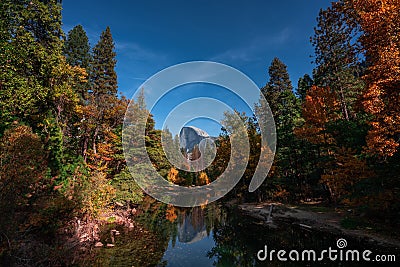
[295,86,340,147]
[167,167,184,185]
[0,126,48,216]
[351,0,400,157]
[81,26,119,159]
[321,147,373,203]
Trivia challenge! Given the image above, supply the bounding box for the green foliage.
[325,119,369,152]
[260,58,303,201]
[64,24,91,100]
[312,1,364,120]
[80,171,116,217]
[0,0,65,129]
[112,168,144,205]
[42,114,64,173]
[64,25,91,69]
[91,26,117,98]
[146,127,172,178]
[297,74,313,102]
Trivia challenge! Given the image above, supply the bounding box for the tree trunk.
[339,87,349,121]
[82,135,88,162]
[93,126,99,155]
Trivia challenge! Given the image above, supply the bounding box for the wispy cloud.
[115,41,168,62]
[63,23,165,64]
[210,27,292,63]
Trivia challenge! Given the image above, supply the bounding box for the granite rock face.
[179,126,210,152]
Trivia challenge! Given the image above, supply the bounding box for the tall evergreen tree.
[297,74,314,102]
[64,25,91,101]
[64,25,91,69]
[261,58,301,198]
[261,58,299,134]
[312,1,363,120]
[91,26,117,99]
[83,26,118,155]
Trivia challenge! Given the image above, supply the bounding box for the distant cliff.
[179,126,210,153]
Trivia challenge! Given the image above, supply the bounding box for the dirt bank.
[238,202,400,249]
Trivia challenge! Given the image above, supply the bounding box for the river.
[85,198,399,267]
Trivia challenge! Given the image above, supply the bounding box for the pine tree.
[312,1,363,121]
[84,26,118,155]
[91,26,117,99]
[64,25,91,69]
[64,25,91,101]
[261,58,301,197]
[261,58,293,121]
[261,58,300,140]
[297,74,313,102]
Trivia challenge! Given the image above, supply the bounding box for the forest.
[0,0,399,266]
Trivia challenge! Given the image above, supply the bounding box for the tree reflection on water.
[87,197,398,267]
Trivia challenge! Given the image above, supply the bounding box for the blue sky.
[61,0,332,136]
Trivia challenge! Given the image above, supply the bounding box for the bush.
[112,167,144,205]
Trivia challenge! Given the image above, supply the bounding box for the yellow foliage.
[80,171,116,218]
[167,167,184,185]
[165,205,177,222]
[197,171,210,186]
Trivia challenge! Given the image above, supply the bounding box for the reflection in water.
[208,211,400,267]
[87,198,399,267]
[178,208,208,244]
[161,204,226,267]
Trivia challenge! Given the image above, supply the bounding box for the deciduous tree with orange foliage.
[351,0,400,157]
[321,147,374,203]
[295,85,374,204]
[295,85,340,147]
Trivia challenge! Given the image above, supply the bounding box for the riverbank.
[238,202,400,249]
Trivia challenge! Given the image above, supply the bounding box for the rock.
[115,201,124,207]
[179,126,211,153]
[106,243,115,247]
[94,242,103,247]
[110,229,120,236]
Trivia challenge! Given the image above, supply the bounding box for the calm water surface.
[90,198,399,267]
